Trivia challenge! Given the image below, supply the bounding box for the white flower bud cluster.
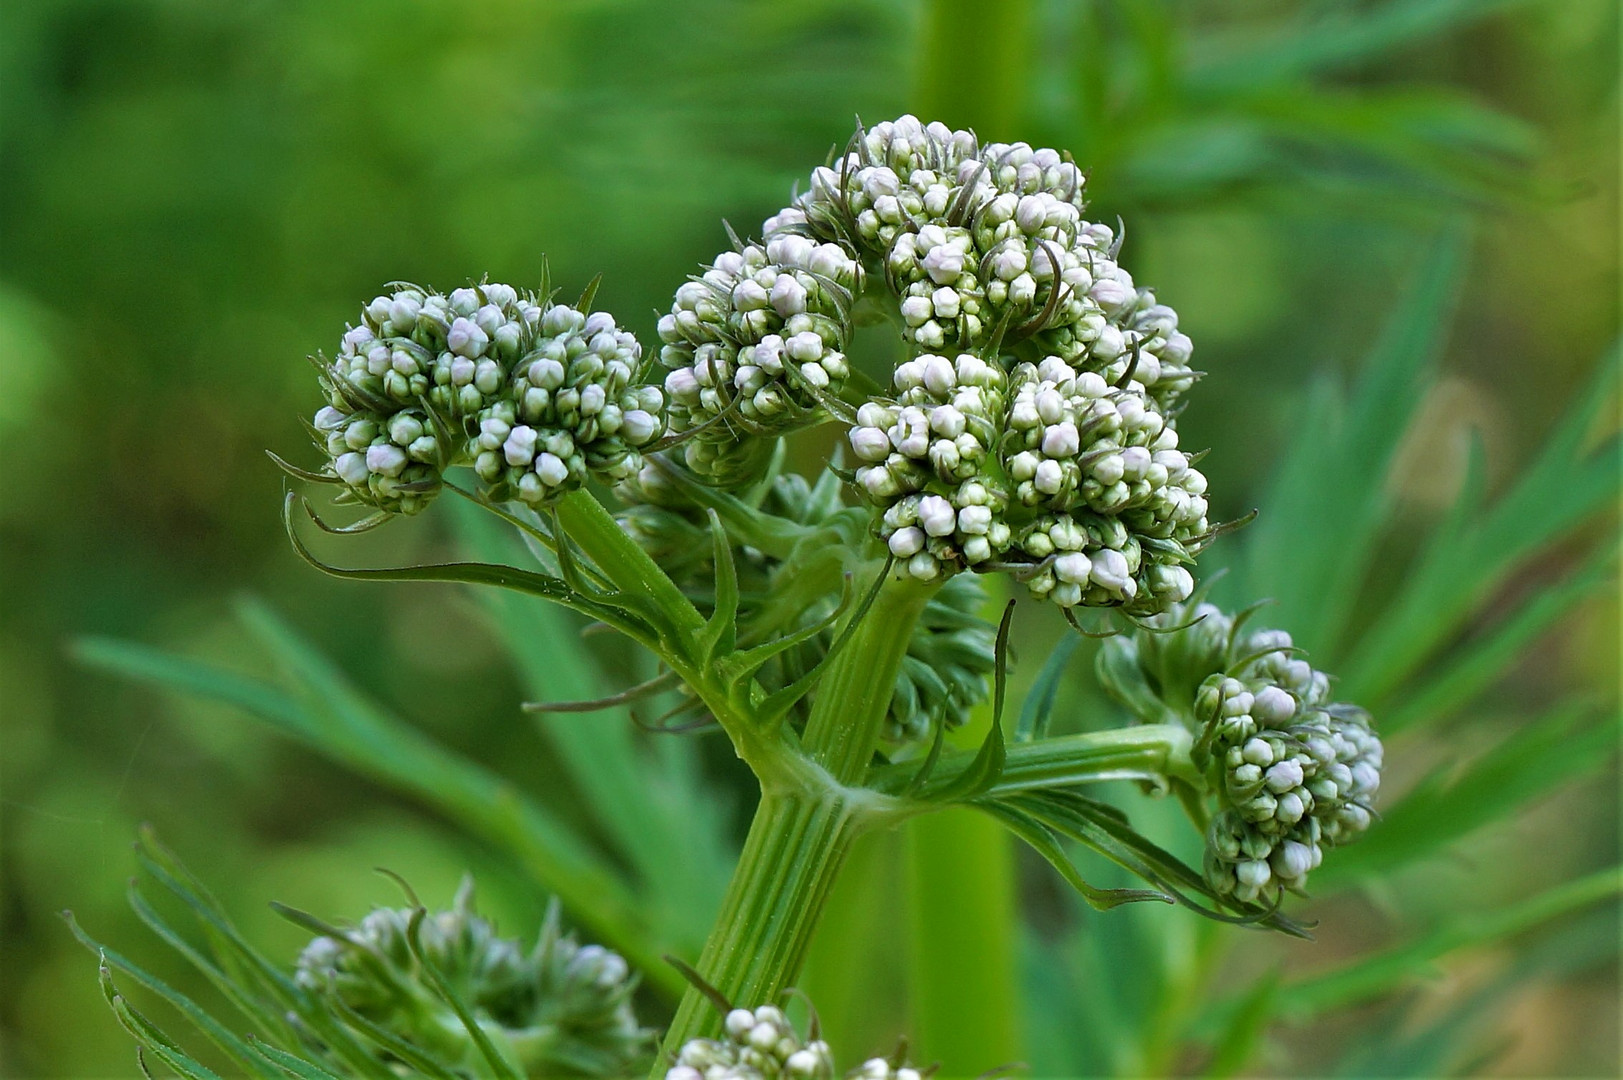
[783,116,981,253]
[664,1005,833,1080]
[852,1059,924,1080]
[657,237,861,484]
[1005,358,1206,609]
[849,353,1010,581]
[1188,619,1383,904]
[844,351,1205,610]
[474,304,664,508]
[310,283,665,515]
[295,886,654,1077]
[314,402,447,515]
[315,283,536,514]
[619,118,1211,616]
[327,284,543,419]
[783,118,1193,396]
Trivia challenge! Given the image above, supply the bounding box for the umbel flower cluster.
[640,115,1211,615]
[1099,603,1384,903]
[299,116,1217,620]
[664,1005,922,1080]
[311,283,664,515]
[295,882,654,1077]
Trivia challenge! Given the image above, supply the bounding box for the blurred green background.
[1,1,1617,1077]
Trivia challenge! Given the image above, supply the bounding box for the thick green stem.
[654,792,865,1065]
[906,809,1020,1073]
[654,567,932,1068]
[802,568,936,784]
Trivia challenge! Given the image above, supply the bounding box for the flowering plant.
[71,110,1616,1080]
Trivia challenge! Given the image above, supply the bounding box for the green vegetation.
[2,2,1615,1077]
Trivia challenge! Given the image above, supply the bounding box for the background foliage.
[1,1,1617,1076]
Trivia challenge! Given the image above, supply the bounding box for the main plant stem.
[659,792,863,1056]
[654,568,934,1066]
[802,569,936,784]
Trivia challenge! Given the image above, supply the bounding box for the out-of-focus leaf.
[72,620,686,997]
[1229,230,1465,652]
[1189,0,1531,89]
[1279,867,1622,1019]
[1240,86,1542,202]
[1329,909,1619,1077]
[1315,705,1616,888]
[1380,542,1618,733]
[1201,969,1280,1078]
[1343,349,1620,705]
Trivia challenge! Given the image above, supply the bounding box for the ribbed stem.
[653,567,933,1070]
[801,568,936,784]
[654,793,863,1065]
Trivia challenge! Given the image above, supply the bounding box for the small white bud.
[785,331,824,363]
[921,354,956,394]
[1034,459,1064,494]
[770,274,808,317]
[334,452,369,485]
[536,452,570,487]
[724,1009,756,1041]
[622,409,660,444]
[918,495,956,537]
[447,317,489,358]
[1236,859,1272,889]
[1054,551,1092,585]
[1090,547,1133,594]
[365,443,408,477]
[888,526,926,557]
[1264,759,1305,793]
[1041,422,1080,458]
[1252,685,1297,724]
